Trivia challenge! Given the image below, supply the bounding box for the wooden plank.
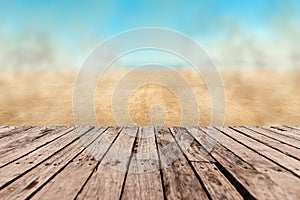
[265,127,300,141]
[218,127,300,177]
[74,126,138,200]
[155,126,209,199]
[0,127,75,168]
[0,127,107,199]
[199,127,300,199]
[172,127,243,199]
[191,162,243,200]
[169,127,215,162]
[0,126,299,199]
[0,126,90,188]
[233,126,300,160]
[247,126,300,149]
[30,126,122,200]
[0,126,22,136]
[189,127,291,199]
[0,126,32,141]
[121,126,164,200]
[288,126,300,131]
[0,127,73,162]
[281,125,300,134]
[279,126,300,135]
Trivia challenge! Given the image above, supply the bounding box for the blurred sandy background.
[1,0,300,126]
[1,69,299,126]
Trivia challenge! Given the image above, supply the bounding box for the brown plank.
[265,127,300,141]
[0,126,90,188]
[247,126,300,149]
[218,127,300,177]
[280,126,300,135]
[198,127,299,199]
[191,162,243,200]
[173,127,243,200]
[0,126,48,151]
[0,126,74,167]
[0,126,32,141]
[233,126,300,160]
[31,126,123,200]
[121,126,164,200]
[169,127,215,162]
[0,125,298,199]
[0,127,74,157]
[0,127,107,199]
[0,126,23,136]
[75,126,138,200]
[155,126,209,199]
[290,125,300,134]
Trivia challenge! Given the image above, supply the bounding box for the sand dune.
[0,69,299,126]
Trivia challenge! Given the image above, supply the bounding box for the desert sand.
[0,69,299,126]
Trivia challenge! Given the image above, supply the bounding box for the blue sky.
[0,0,299,69]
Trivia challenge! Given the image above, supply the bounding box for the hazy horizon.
[0,0,300,70]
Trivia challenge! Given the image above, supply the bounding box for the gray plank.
[155,126,209,199]
[218,127,300,177]
[121,126,164,200]
[199,127,299,199]
[247,126,300,149]
[75,127,138,200]
[0,127,107,199]
[31,127,122,200]
[233,126,300,160]
[191,162,243,200]
[0,127,89,188]
[175,127,243,200]
[0,127,74,167]
[169,127,215,162]
[265,127,300,141]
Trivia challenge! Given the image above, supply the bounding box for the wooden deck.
[0,126,300,199]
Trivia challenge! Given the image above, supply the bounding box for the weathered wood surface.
[0,126,299,200]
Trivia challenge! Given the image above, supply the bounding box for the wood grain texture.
[218,126,300,177]
[76,126,137,200]
[201,127,300,199]
[248,126,300,148]
[170,127,215,162]
[191,162,243,200]
[31,127,121,200]
[265,127,300,141]
[156,127,209,199]
[121,126,164,200]
[195,127,291,199]
[0,126,31,135]
[277,126,300,135]
[0,126,30,138]
[0,126,299,200]
[0,127,107,199]
[0,127,74,167]
[0,127,79,188]
[233,126,300,160]
[284,126,300,133]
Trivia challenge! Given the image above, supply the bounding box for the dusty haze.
[0,69,299,126]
